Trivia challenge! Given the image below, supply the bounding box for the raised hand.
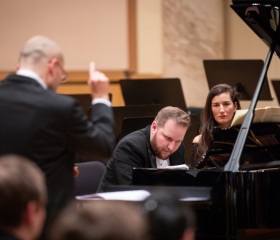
[88,61,110,100]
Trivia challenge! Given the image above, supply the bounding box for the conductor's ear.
[47,58,57,76]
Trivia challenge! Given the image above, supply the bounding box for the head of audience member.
[150,106,190,160]
[49,200,149,240]
[18,35,67,91]
[143,190,196,240]
[0,154,47,240]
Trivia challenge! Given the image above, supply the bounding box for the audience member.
[48,200,149,240]
[0,155,47,240]
[97,106,191,192]
[0,35,115,239]
[142,190,196,240]
[192,84,240,167]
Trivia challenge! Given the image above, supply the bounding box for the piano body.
[133,124,280,239]
[133,123,280,239]
[132,1,280,239]
[133,167,280,239]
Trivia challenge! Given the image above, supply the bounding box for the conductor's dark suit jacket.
[98,125,185,192]
[0,74,115,235]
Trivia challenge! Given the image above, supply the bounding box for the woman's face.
[211,92,237,128]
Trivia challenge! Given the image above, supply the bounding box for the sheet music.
[158,164,189,170]
[231,106,280,127]
[76,190,151,201]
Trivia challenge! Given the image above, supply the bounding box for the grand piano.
[132,1,280,239]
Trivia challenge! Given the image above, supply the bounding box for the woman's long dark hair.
[194,84,241,163]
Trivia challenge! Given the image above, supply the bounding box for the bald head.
[18,36,66,91]
[19,35,63,65]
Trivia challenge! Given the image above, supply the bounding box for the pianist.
[97,106,191,192]
[192,84,241,168]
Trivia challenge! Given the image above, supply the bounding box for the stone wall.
[162,0,225,108]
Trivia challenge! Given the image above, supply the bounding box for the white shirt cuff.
[92,98,111,107]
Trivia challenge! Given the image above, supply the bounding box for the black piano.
[133,167,280,239]
[132,1,280,239]
[133,124,280,240]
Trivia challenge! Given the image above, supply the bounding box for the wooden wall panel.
[0,70,161,107]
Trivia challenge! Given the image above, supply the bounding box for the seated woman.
[192,84,241,168]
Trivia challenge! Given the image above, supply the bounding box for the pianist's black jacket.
[97,125,185,192]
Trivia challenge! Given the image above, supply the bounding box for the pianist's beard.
[150,134,173,160]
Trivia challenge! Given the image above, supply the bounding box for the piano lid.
[231,0,280,57]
